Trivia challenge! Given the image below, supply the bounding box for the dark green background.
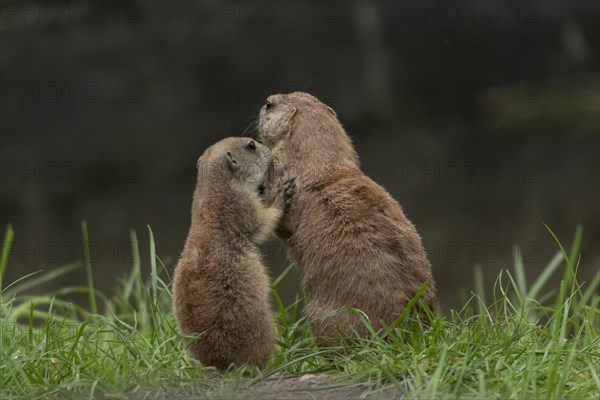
[1,0,598,312]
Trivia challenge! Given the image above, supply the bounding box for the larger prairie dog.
[172,137,294,370]
[256,92,436,345]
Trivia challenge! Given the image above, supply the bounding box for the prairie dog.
[256,92,436,345]
[172,137,294,370]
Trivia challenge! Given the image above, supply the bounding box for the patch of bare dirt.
[242,373,403,400]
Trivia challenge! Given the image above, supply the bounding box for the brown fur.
[257,92,436,345]
[172,137,292,371]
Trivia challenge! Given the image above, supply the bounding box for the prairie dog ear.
[287,107,298,127]
[286,107,298,137]
[196,155,203,170]
[326,106,336,117]
[226,151,238,171]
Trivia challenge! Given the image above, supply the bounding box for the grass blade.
[544,224,569,265]
[513,245,527,297]
[3,263,81,299]
[81,221,97,315]
[272,263,296,288]
[527,251,563,301]
[123,229,141,302]
[564,225,583,287]
[0,225,15,292]
[147,226,158,304]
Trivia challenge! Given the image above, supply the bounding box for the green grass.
[1,224,598,399]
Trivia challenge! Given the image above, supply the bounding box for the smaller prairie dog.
[172,137,294,371]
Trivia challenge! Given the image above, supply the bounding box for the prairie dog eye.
[265,100,273,110]
[246,140,256,150]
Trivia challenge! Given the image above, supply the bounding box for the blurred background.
[1,0,598,313]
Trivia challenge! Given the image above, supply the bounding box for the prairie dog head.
[256,92,359,167]
[196,137,271,190]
